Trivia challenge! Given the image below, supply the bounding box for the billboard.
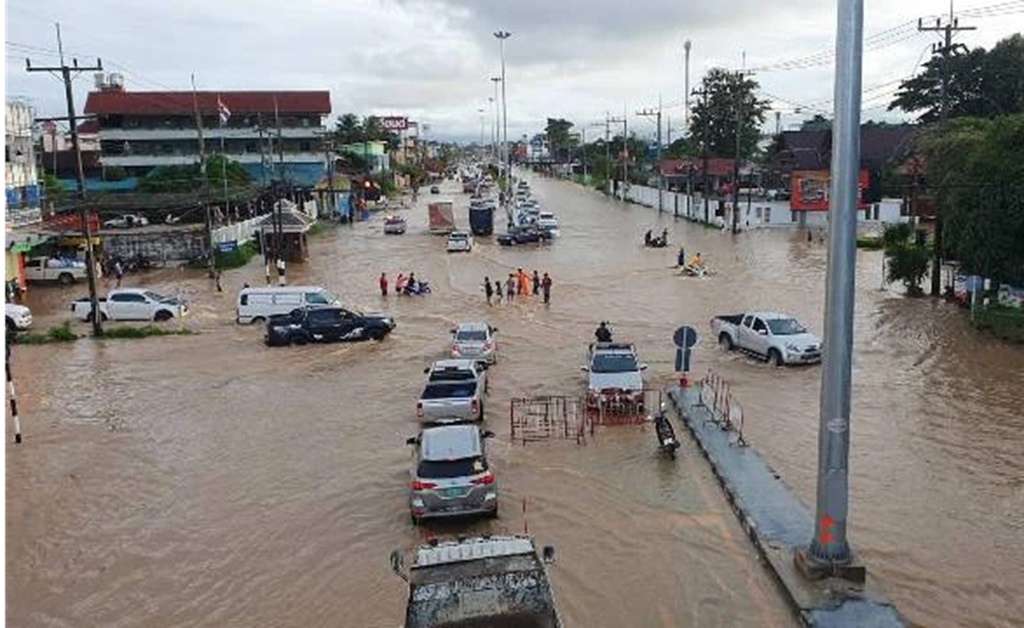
[790,169,869,211]
[381,116,409,131]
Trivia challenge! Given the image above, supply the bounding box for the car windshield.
[417,456,488,479]
[456,330,488,342]
[767,318,807,335]
[591,353,639,373]
[421,382,477,399]
[450,233,469,239]
[144,291,170,302]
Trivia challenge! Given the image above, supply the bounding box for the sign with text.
[381,116,409,131]
[790,169,869,211]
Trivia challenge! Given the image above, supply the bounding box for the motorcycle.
[650,404,680,459]
[681,264,707,277]
[400,280,432,296]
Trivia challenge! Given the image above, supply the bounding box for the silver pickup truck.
[416,380,484,424]
[711,311,821,366]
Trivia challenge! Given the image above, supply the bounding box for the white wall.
[622,185,906,231]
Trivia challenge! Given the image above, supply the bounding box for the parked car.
[236,285,340,325]
[5,303,32,332]
[582,342,647,409]
[446,230,474,253]
[416,379,484,424]
[103,214,149,229]
[264,305,395,346]
[70,288,186,322]
[383,215,407,235]
[406,424,498,522]
[536,211,560,235]
[497,225,550,246]
[23,256,88,285]
[450,322,497,364]
[430,185,440,194]
[711,311,821,366]
[425,359,488,394]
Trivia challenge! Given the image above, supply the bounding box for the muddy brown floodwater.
[7,174,1024,628]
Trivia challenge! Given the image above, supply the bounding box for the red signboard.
[790,170,869,211]
[381,116,408,131]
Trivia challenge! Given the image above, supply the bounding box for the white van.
[236,286,340,324]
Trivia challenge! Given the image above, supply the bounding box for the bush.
[101,325,194,339]
[307,222,327,237]
[18,321,79,344]
[882,223,931,295]
[973,305,1024,343]
[857,234,884,249]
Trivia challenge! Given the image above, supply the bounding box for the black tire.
[154,310,173,322]
[371,328,387,341]
[488,507,499,520]
[478,399,485,421]
[85,311,108,323]
[767,349,784,367]
[251,317,266,325]
[719,333,734,350]
[6,317,15,333]
[411,514,421,526]
[58,272,74,285]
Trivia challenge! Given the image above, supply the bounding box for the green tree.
[545,118,574,161]
[917,115,1024,285]
[883,222,931,296]
[889,35,1024,123]
[688,68,770,158]
[40,172,66,203]
[800,114,831,131]
[333,113,364,144]
[137,155,252,194]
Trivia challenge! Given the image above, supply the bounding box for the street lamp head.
[493,30,511,39]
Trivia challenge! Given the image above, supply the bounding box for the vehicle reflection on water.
[6,175,1023,627]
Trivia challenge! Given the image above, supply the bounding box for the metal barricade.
[699,369,748,447]
[587,388,661,426]
[510,396,590,445]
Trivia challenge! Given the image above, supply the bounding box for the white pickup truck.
[71,288,187,322]
[24,256,89,285]
[711,311,822,366]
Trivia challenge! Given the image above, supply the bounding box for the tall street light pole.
[490,77,501,166]
[795,0,867,583]
[494,31,511,192]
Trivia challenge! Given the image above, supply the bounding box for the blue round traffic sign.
[673,326,699,349]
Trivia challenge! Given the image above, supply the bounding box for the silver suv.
[407,425,498,523]
[450,322,498,364]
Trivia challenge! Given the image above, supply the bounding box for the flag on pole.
[217,96,231,127]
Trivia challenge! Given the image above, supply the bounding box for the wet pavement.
[7,174,1024,627]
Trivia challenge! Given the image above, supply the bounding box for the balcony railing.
[98,127,325,141]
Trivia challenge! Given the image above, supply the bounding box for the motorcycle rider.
[594,321,612,343]
[644,229,652,247]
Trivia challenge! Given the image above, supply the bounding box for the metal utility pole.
[637,105,664,212]
[684,40,692,132]
[608,115,626,199]
[190,75,216,279]
[494,31,512,190]
[731,62,753,235]
[794,0,866,581]
[26,23,104,336]
[919,6,975,297]
[692,86,711,224]
[604,113,612,194]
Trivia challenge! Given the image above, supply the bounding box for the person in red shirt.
[379,272,388,296]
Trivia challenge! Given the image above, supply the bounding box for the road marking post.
[7,342,22,443]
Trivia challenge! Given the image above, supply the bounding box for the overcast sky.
[5,0,1023,143]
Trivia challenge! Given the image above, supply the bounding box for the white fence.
[621,184,905,231]
[211,200,318,245]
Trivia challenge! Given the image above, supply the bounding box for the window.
[240,294,249,305]
[417,457,487,479]
[299,141,311,152]
[751,318,767,333]
[111,293,146,303]
[304,292,330,305]
[591,353,639,373]
[456,330,488,341]
[767,318,807,335]
[764,207,772,222]
[308,309,340,325]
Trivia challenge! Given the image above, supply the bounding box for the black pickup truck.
[497,225,551,246]
[264,305,395,347]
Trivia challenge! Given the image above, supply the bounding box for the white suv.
[446,231,473,253]
[5,303,32,332]
[450,322,497,364]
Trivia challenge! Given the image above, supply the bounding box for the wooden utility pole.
[25,23,104,336]
[919,7,975,296]
[190,75,216,279]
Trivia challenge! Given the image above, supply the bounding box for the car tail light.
[483,340,494,350]
[471,399,479,416]
[416,402,423,417]
[472,472,495,485]
[411,480,437,490]
[452,344,460,355]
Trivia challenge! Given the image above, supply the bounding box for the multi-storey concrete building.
[83,75,332,186]
[5,99,43,228]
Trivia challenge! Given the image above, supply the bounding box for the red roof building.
[82,82,332,186]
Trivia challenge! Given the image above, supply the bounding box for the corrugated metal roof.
[84,90,331,116]
[414,536,536,568]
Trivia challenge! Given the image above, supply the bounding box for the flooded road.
[7,174,1024,627]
